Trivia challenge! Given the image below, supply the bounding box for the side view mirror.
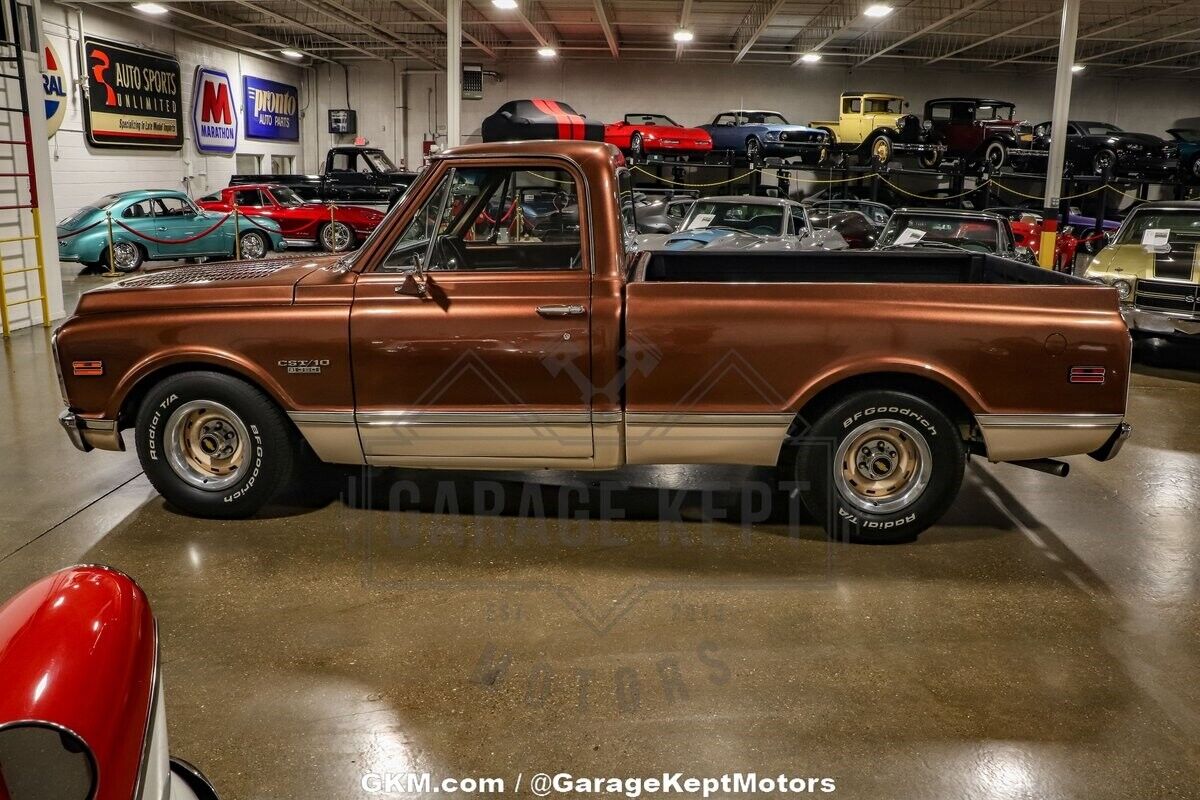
[398,271,428,297]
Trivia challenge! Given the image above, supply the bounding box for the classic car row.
[481,95,1196,179]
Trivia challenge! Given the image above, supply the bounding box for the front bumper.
[761,140,825,155]
[59,410,125,452]
[1121,306,1200,337]
[1115,157,1178,178]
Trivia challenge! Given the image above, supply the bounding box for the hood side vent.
[116,261,285,288]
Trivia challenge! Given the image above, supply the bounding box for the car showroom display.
[0,566,219,800]
[1084,200,1200,340]
[604,114,713,160]
[811,92,945,166]
[987,207,1088,271]
[699,110,828,164]
[1166,128,1200,179]
[198,185,385,251]
[638,195,848,251]
[481,98,605,143]
[923,97,1045,170]
[231,146,417,205]
[53,141,1131,543]
[57,190,286,272]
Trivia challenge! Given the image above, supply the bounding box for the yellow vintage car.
[810,91,945,167]
[1085,201,1200,339]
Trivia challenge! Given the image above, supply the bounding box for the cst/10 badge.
[42,39,67,138]
[191,66,238,154]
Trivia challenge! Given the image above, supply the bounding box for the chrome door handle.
[536,304,586,318]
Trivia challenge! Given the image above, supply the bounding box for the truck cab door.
[349,160,595,465]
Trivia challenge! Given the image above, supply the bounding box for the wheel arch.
[787,366,982,443]
[113,352,295,430]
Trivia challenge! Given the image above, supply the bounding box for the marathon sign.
[191,66,238,154]
[243,75,299,142]
[82,36,183,149]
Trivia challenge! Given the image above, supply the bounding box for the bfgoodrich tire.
[796,390,965,543]
[134,371,300,519]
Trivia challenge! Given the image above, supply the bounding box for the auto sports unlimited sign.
[192,66,238,154]
[243,75,299,142]
[82,37,182,149]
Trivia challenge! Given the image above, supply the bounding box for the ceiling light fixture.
[537,46,557,58]
[131,2,170,15]
[1071,63,1086,72]
[863,4,893,18]
[673,29,694,43]
[492,0,517,8]
[800,53,822,63]
[280,49,305,59]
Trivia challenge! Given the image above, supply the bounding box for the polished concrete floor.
[4,269,1200,798]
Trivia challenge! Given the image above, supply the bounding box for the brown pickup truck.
[53,141,1131,543]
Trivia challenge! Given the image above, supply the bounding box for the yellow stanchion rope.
[989,179,1109,201]
[877,174,990,201]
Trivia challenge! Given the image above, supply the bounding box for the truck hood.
[73,255,342,316]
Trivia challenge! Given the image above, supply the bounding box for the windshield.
[864,98,902,115]
[626,114,678,126]
[271,186,306,206]
[743,112,788,125]
[682,201,785,235]
[363,150,399,173]
[879,213,1002,253]
[1117,210,1200,245]
[1078,122,1123,136]
[975,104,1014,121]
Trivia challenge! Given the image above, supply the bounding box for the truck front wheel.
[134,371,301,519]
[796,390,965,543]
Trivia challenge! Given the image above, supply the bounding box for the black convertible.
[481,99,604,143]
[1032,120,1178,178]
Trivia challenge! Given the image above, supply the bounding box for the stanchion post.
[103,210,119,277]
[233,204,241,260]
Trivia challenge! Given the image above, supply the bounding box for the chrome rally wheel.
[239,231,267,260]
[164,400,250,491]
[834,419,933,515]
[320,221,354,252]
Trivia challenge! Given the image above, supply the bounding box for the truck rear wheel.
[134,371,301,519]
[796,390,965,543]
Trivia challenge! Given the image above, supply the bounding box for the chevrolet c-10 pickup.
[53,140,1132,543]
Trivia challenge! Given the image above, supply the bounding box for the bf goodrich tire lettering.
[796,390,965,543]
[134,371,299,519]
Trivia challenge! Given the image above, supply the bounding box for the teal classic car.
[57,189,287,272]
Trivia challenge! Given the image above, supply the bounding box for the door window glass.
[233,189,266,207]
[380,166,583,272]
[152,196,195,217]
[122,200,151,219]
[844,98,861,114]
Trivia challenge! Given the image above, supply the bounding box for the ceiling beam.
[232,0,385,61]
[510,0,555,50]
[1112,42,1200,71]
[288,0,443,68]
[858,0,992,67]
[594,0,619,58]
[926,10,1057,64]
[405,0,501,59]
[1079,22,1200,64]
[988,2,1189,67]
[791,0,859,65]
[674,0,692,62]
[733,0,787,64]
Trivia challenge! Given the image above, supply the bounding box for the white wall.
[305,58,1200,169]
[42,1,308,220]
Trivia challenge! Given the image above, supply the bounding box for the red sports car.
[988,207,1088,272]
[198,184,385,252]
[604,114,713,161]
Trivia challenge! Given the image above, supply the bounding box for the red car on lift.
[604,113,713,161]
[198,184,385,252]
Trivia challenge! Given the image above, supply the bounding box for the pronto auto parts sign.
[82,36,182,149]
[243,75,299,141]
[192,66,238,154]
[42,39,67,138]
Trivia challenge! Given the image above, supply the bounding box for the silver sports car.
[636,195,848,251]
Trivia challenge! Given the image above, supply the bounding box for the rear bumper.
[1089,422,1131,462]
[1122,306,1200,337]
[58,410,124,452]
[977,413,1126,462]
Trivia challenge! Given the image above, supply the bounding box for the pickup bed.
[54,141,1131,543]
[231,146,418,206]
